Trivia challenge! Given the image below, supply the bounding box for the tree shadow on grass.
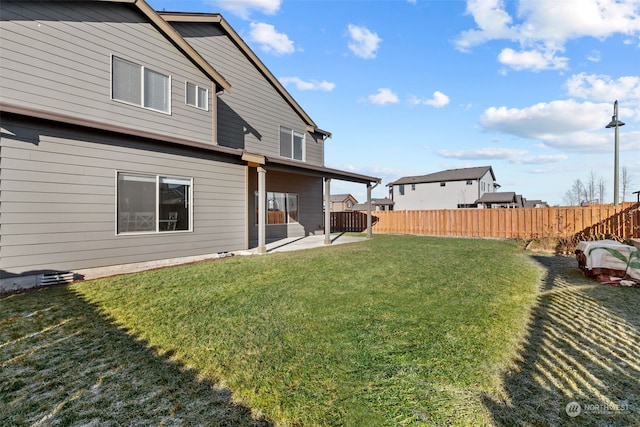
[482,255,640,426]
[1,285,273,427]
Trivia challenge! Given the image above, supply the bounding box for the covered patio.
[242,152,381,254]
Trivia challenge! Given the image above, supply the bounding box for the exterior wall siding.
[0,115,246,278]
[0,1,216,145]
[392,181,480,210]
[169,22,325,166]
[391,171,499,210]
[247,169,323,244]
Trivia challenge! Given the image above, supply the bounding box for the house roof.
[158,12,330,138]
[352,198,395,210]
[372,198,394,206]
[475,192,517,204]
[117,0,231,93]
[387,166,496,186]
[265,156,380,185]
[330,194,357,203]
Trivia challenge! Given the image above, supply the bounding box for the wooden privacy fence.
[331,203,640,239]
[330,211,371,232]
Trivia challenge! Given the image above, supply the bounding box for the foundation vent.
[37,272,77,286]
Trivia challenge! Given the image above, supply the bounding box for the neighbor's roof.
[330,194,357,203]
[159,11,330,138]
[475,192,517,204]
[387,166,495,186]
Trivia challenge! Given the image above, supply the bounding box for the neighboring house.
[353,198,395,211]
[0,1,380,290]
[475,192,519,208]
[387,166,499,210]
[329,194,358,212]
[523,199,549,208]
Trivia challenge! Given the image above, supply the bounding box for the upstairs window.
[280,126,305,161]
[440,182,446,187]
[186,82,208,110]
[112,56,170,113]
[399,184,405,196]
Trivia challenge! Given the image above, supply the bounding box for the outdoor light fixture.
[605,100,625,206]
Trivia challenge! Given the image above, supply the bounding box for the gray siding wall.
[0,2,215,145]
[0,115,246,278]
[247,169,323,244]
[170,22,325,166]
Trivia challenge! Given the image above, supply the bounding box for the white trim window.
[112,56,171,113]
[117,172,192,234]
[279,126,305,161]
[186,82,208,110]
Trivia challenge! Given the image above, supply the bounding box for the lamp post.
[605,100,625,206]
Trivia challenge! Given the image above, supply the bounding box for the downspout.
[366,180,380,239]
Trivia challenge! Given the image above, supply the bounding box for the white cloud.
[497,47,568,71]
[248,22,295,55]
[206,0,281,19]
[480,99,640,152]
[480,100,610,137]
[455,0,640,71]
[410,91,450,107]
[347,24,382,59]
[279,77,335,91]
[565,73,640,102]
[455,0,516,51]
[586,49,601,62]
[437,147,568,164]
[365,88,399,105]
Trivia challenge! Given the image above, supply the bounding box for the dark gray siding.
[0,1,215,145]
[170,22,325,166]
[247,169,323,244]
[0,115,246,278]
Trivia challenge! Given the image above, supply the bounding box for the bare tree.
[597,176,607,205]
[621,166,635,202]
[585,170,598,203]
[563,179,586,206]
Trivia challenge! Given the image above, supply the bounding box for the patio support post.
[257,166,266,254]
[324,178,331,245]
[366,183,373,239]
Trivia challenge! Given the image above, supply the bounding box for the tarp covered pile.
[575,240,640,286]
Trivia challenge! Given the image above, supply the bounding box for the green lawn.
[5,234,633,425]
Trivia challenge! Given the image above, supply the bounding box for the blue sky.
[148,0,640,205]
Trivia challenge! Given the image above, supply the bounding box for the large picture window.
[112,56,170,113]
[256,192,298,225]
[279,126,305,161]
[117,173,191,234]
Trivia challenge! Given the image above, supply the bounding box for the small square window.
[466,180,473,185]
[186,82,208,110]
[440,182,446,187]
[279,126,305,161]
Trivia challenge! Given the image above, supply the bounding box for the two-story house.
[387,166,499,210]
[0,0,380,290]
[329,194,359,212]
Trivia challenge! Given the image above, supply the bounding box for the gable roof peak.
[387,165,495,186]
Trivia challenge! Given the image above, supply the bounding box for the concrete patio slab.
[238,233,368,255]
